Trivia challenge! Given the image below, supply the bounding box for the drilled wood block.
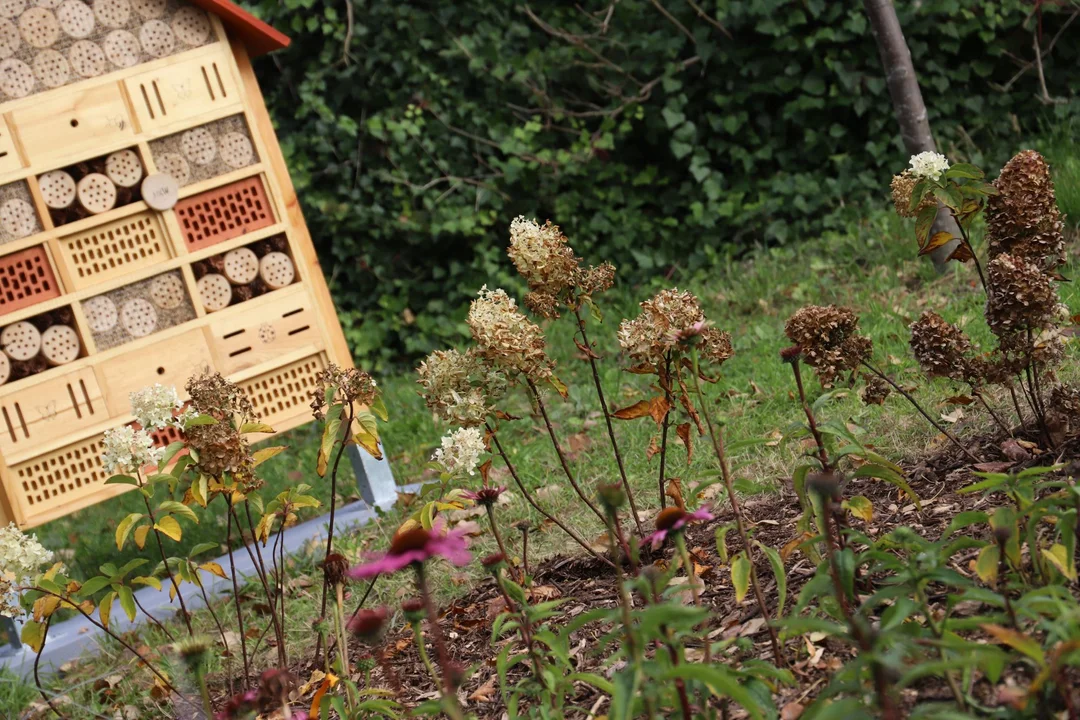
[208,285,320,375]
[239,353,325,430]
[57,210,169,290]
[173,175,273,251]
[11,431,109,525]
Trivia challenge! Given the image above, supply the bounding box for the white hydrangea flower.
[129,384,186,430]
[101,425,164,475]
[909,151,950,181]
[431,427,486,477]
[0,523,54,616]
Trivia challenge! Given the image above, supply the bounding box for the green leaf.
[115,513,144,551]
[77,576,112,597]
[189,542,219,557]
[184,414,218,427]
[945,163,984,180]
[117,586,137,622]
[158,500,198,524]
[317,414,342,478]
[850,463,921,510]
[370,393,389,422]
[974,545,999,583]
[1041,543,1076,581]
[609,667,640,720]
[914,203,937,246]
[158,442,187,470]
[731,551,751,603]
[714,523,734,563]
[104,475,140,487]
[756,541,787,616]
[661,664,762,719]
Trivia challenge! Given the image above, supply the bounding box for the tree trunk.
[864,0,960,270]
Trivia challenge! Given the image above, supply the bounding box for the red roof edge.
[189,0,291,57]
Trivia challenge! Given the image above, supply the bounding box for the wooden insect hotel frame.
[0,0,359,528]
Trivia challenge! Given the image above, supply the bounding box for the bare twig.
[684,0,732,38]
[648,0,695,44]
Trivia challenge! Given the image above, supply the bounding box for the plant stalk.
[224,500,252,687]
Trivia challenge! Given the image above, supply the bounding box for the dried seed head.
[909,311,976,383]
[890,170,935,218]
[176,637,213,675]
[573,262,616,297]
[257,669,297,709]
[321,553,349,587]
[401,597,425,622]
[784,305,872,385]
[1051,384,1080,419]
[806,472,841,502]
[861,374,891,406]
[654,506,686,532]
[779,345,803,364]
[986,150,1065,270]
[618,288,733,366]
[985,254,1058,336]
[468,287,555,382]
[416,348,507,427]
[480,552,506,572]
[524,290,561,319]
[993,524,1012,547]
[184,371,259,487]
[346,606,389,644]
[597,483,627,512]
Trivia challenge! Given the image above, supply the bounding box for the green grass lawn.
[5,198,1080,717]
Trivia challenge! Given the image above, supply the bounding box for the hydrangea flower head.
[129,384,190,431]
[431,426,486,477]
[101,425,163,475]
[909,151,950,181]
[618,288,733,366]
[348,522,471,579]
[468,286,554,382]
[416,348,506,427]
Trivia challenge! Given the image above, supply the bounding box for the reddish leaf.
[666,478,685,510]
[574,339,601,360]
[918,231,956,256]
[612,396,671,427]
[676,422,693,464]
[944,395,974,406]
[948,243,975,262]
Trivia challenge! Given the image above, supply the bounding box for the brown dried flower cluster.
[784,305,872,385]
[986,150,1065,270]
[861,374,891,406]
[1051,384,1080,419]
[617,288,733,366]
[909,311,979,384]
[508,217,615,318]
[890,170,936,218]
[416,347,507,426]
[184,371,258,485]
[468,286,554,382]
[985,253,1059,336]
[310,364,378,421]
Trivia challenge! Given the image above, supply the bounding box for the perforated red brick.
[0,246,61,316]
[173,176,275,251]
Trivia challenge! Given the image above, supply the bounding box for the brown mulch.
[290,429,1080,717]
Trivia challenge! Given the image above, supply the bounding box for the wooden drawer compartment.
[239,353,325,430]
[124,51,240,133]
[95,328,213,415]
[0,117,24,181]
[0,246,61,317]
[149,114,258,188]
[11,83,135,169]
[174,175,274,251]
[0,367,103,458]
[83,270,196,351]
[10,432,111,528]
[208,285,321,375]
[58,211,171,290]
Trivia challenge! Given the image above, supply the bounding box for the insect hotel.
[0,0,363,528]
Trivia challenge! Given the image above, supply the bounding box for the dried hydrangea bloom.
[467,286,554,382]
[185,371,258,484]
[784,305,873,385]
[507,217,579,296]
[985,253,1058,336]
[431,426,486,477]
[986,150,1065,269]
[861,375,891,406]
[101,425,164,475]
[993,323,1067,377]
[507,217,615,318]
[1051,384,1080,418]
[890,170,936,218]
[618,288,733,366]
[909,311,977,383]
[909,151,950,181]
[310,364,378,420]
[416,348,507,427]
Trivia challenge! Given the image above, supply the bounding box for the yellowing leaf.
[975,544,999,584]
[309,673,339,717]
[842,495,873,522]
[253,445,287,467]
[115,513,143,551]
[134,524,150,550]
[240,422,276,434]
[200,562,228,580]
[21,620,44,653]
[982,624,1046,665]
[1041,544,1076,581]
[32,595,60,622]
[99,591,115,630]
[731,552,751,603]
[154,516,182,542]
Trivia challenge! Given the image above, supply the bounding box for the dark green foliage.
[249,0,1079,368]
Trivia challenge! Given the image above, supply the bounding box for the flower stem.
[415,564,465,720]
[224,499,252,686]
[689,348,784,666]
[954,220,987,293]
[526,378,606,524]
[196,671,213,720]
[574,306,644,535]
[791,359,830,472]
[236,503,287,667]
[317,402,355,666]
[484,503,519,581]
[973,389,1013,438]
[136,470,193,636]
[860,361,980,463]
[658,352,674,510]
[486,422,615,568]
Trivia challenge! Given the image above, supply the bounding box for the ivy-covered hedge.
[250,0,1078,368]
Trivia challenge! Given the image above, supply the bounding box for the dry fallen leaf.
[468,676,498,703]
[781,701,805,720]
[940,408,964,424]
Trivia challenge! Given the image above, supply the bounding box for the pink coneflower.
[348,524,471,579]
[461,485,507,505]
[644,506,714,550]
